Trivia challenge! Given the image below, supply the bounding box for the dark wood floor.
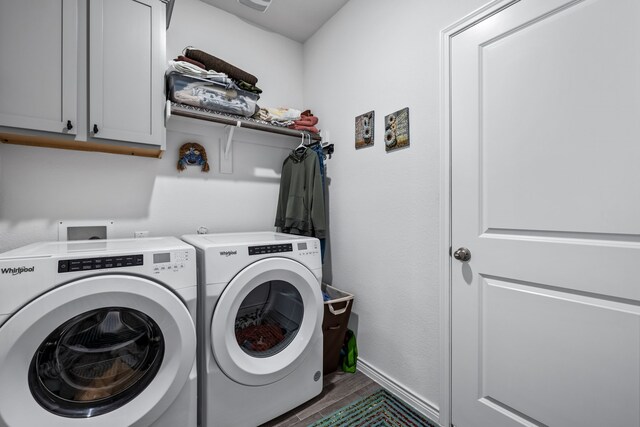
[259,370,382,427]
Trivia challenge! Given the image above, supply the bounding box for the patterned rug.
[308,389,437,427]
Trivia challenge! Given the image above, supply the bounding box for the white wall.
[0,0,304,252]
[303,0,487,414]
[166,0,304,108]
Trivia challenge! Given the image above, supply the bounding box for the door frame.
[439,1,519,426]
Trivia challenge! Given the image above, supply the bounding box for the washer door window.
[212,258,323,386]
[29,307,164,418]
[0,275,196,427]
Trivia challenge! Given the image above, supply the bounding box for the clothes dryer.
[181,232,323,427]
[0,237,197,427]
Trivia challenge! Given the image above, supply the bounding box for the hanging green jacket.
[275,148,326,239]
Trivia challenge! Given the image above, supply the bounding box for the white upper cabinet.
[89,0,165,145]
[0,0,166,152]
[0,0,78,135]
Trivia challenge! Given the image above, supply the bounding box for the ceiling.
[199,0,350,43]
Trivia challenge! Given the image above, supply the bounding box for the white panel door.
[0,0,77,134]
[450,0,640,426]
[89,0,165,145]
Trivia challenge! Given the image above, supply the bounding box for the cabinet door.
[89,0,165,146]
[0,0,78,135]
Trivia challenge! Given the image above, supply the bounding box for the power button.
[58,261,69,273]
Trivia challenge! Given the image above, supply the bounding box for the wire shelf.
[168,102,322,141]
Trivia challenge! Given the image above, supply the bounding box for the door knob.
[453,247,471,262]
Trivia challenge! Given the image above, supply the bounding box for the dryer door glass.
[28,307,165,418]
[235,280,303,357]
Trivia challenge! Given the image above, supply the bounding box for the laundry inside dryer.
[235,280,303,357]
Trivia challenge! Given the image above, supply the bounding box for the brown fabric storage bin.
[321,283,354,374]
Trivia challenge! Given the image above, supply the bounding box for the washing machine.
[0,237,197,427]
[181,232,324,427]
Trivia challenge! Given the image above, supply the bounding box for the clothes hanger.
[305,135,321,148]
[294,133,307,153]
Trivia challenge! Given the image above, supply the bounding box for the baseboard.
[357,358,442,426]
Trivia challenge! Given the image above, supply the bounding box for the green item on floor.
[341,329,358,373]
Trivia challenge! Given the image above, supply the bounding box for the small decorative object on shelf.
[384,107,410,152]
[355,111,374,149]
[178,142,210,172]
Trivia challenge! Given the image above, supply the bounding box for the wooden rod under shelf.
[0,133,164,158]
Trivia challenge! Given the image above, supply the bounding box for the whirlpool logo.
[219,250,237,257]
[1,266,35,276]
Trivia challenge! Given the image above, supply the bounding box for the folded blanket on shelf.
[289,124,319,133]
[251,107,310,127]
[271,120,295,127]
[176,55,206,69]
[253,108,271,121]
[167,61,232,85]
[236,80,263,94]
[292,115,319,126]
[266,107,302,121]
[185,48,259,86]
[288,111,319,132]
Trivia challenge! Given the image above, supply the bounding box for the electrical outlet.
[134,231,150,238]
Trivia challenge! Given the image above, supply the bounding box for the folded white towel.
[265,107,302,121]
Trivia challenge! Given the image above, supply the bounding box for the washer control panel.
[152,250,191,274]
[58,254,143,273]
[57,250,192,276]
[297,240,320,257]
[248,244,293,256]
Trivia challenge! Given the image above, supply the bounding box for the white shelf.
[166,102,332,174]
[168,102,321,141]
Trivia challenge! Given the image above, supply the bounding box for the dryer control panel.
[248,244,293,256]
[247,241,320,258]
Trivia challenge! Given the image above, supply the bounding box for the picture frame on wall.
[355,111,375,149]
[384,107,410,152]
